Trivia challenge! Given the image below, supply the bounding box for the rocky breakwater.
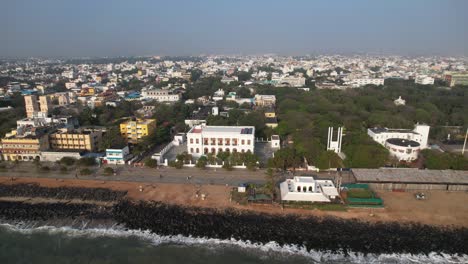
[113,200,468,256]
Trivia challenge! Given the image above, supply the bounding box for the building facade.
[49,128,103,152]
[141,88,181,102]
[368,124,430,161]
[120,118,156,144]
[0,130,49,161]
[103,146,130,165]
[279,176,339,202]
[254,94,276,107]
[415,75,435,85]
[186,125,255,157]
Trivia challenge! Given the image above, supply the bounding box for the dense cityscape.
[1,1,468,263]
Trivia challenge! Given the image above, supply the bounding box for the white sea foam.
[0,222,467,264]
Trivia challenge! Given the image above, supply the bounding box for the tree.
[103,167,114,175]
[144,158,158,168]
[99,127,126,151]
[196,156,208,169]
[264,168,277,198]
[60,157,76,166]
[269,147,302,171]
[80,168,92,175]
[77,157,97,167]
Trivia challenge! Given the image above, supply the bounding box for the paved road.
[0,163,268,186]
[0,162,355,186]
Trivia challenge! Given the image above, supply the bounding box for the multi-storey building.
[254,94,276,107]
[24,95,53,118]
[49,128,104,152]
[445,72,468,87]
[0,128,50,161]
[186,125,255,157]
[24,95,40,118]
[349,78,385,88]
[141,88,181,102]
[120,118,156,144]
[414,75,435,85]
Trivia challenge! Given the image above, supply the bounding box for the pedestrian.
[159,174,162,179]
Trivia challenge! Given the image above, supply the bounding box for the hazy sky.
[2,0,468,57]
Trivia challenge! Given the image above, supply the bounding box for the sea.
[0,222,466,264]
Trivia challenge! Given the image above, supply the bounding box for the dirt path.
[1,176,467,227]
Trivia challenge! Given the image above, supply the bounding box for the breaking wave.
[1,221,466,264]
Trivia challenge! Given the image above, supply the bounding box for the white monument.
[327,127,343,154]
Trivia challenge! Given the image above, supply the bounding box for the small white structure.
[327,127,343,153]
[212,106,219,116]
[271,135,281,149]
[385,138,420,161]
[394,96,406,106]
[280,176,339,202]
[173,133,186,146]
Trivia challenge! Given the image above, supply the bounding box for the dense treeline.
[0,93,26,137]
[255,79,468,168]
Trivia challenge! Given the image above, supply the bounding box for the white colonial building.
[141,88,181,102]
[415,75,435,85]
[280,176,339,203]
[186,125,255,158]
[367,124,430,161]
[348,78,385,88]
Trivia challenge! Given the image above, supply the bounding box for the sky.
[1,0,468,58]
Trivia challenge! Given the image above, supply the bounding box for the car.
[415,192,426,200]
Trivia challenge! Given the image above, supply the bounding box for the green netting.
[343,183,369,189]
[347,197,383,205]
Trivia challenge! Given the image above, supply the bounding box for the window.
[297,186,301,192]
[308,186,313,192]
[190,148,193,153]
[303,186,307,192]
[196,148,199,153]
[196,139,199,144]
[247,140,251,145]
[190,138,193,144]
[241,139,245,145]
[204,148,208,154]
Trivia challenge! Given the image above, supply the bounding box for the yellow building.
[265,110,276,118]
[120,118,156,144]
[49,128,103,152]
[1,131,49,161]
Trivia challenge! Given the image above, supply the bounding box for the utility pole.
[462,128,468,155]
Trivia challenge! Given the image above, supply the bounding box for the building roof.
[189,126,254,135]
[369,127,417,134]
[352,168,468,185]
[386,138,420,147]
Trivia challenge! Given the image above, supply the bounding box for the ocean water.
[0,223,466,264]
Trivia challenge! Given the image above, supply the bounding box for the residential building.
[120,118,156,144]
[24,95,40,118]
[103,146,131,165]
[186,125,255,157]
[414,75,434,85]
[141,88,181,102]
[254,94,276,107]
[0,127,50,161]
[280,176,339,202]
[49,127,104,152]
[349,78,385,88]
[445,72,468,87]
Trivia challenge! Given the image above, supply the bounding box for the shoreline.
[1,176,467,228]
[0,183,467,255]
